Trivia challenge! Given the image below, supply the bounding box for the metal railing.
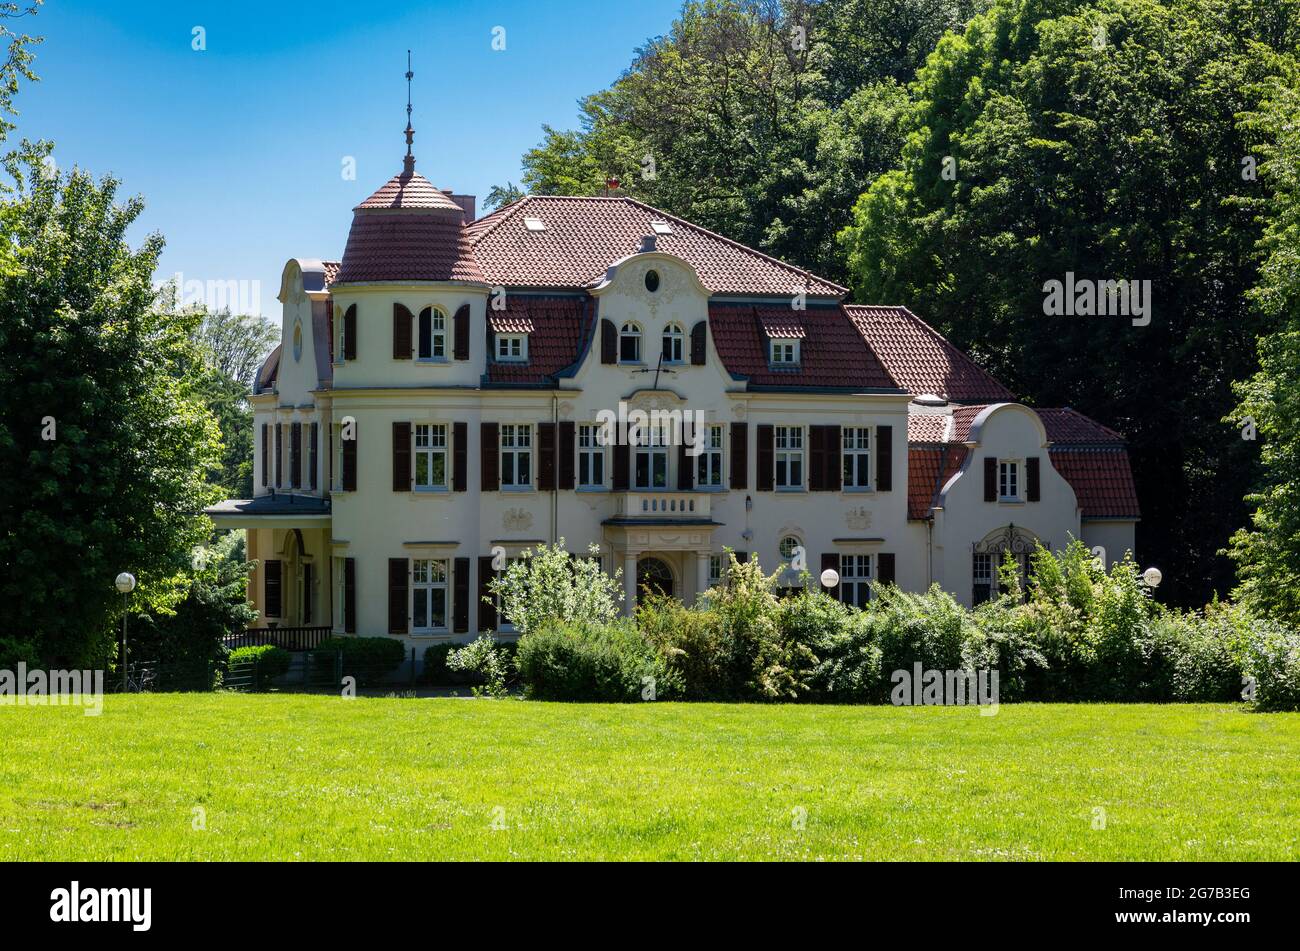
[224,625,333,652]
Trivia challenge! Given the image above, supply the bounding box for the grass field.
[1,694,1297,860]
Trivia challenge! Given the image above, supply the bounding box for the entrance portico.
[602,513,718,615]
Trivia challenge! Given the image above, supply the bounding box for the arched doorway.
[636,557,674,601]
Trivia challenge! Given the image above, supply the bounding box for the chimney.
[640,234,657,254]
[441,192,476,223]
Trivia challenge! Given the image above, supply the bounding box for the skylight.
[650,220,673,235]
[524,216,547,232]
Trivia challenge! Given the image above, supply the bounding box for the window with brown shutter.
[690,321,707,365]
[824,424,842,491]
[480,422,500,490]
[730,422,748,490]
[612,436,630,490]
[809,426,825,490]
[392,422,411,492]
[342,304,357,361]
[260,423,269,487]
[558,421,575,490]
[876,425,893,491]
[264,559,282,618]
[274,423,283,488]
[453,304,470,361]
[677,441,692,489]
[388,558,408,634]
[290,422,302,488]
[877,553,896,586]
[984,457,997,502]
[453,422,468,491]
[342,424,357,491]
[1026,456,1041,502]
[301,562,313,624]
[600,319,617,364]
[453,557,470,633]
[538,422,557,490]
[393,303,413,359]
[309,423,319,490]
[477,556,497,632]
[756,424,775,491]
[343,558,356,633]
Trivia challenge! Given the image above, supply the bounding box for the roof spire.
[403,49,415,175]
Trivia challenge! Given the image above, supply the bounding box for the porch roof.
[205,494,331,529]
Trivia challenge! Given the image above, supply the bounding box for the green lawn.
[0,694,1296,860]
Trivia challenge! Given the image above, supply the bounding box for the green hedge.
[515,619,675,702]
[314,636,407,685]
[227,644,291,689]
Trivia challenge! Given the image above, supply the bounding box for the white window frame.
[501,424,533,489]
[418,307,447,361]
[496,333,527,362]
[775,425,804,489]
[999,460,1020,501]
[770,338,800,365]
[414,423,448,490]
[695,424,724,488]
[619,321,642,364]
[708,554,724,587]
[842,426,872,489]
[840,554,872,608]
[634,423,669,489]
[577,423,606,489]
[411,558,449,634]
[662,323,685,364]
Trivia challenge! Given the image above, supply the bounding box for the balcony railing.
[614,491,711,519]
[224,625,333,652]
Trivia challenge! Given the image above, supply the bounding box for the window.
[619,321,642,363]
[779,536,801,560]
[662,323,684,363]
[496,333,527,362]
[695,424,724,488]
[843,427,872,489]
[775,425,804,488]
[501,424,532,488]
[418,307,446,360]
[414,423,448,489]
[412,559,449,632]
[634,424,668,489]
[298,562,313,623]
[770,338,800,365]
[973,553,995,605]
[292,323,302,361]
[840,555,872,608]
[645,270,660,293]
[999,461,1019,500]
[578,424,605,488]
[708,554,723,587]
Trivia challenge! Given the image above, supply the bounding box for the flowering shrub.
[488,539,622,636]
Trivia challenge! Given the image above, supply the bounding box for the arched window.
[662,322,685,363]
[418,307,447,360]
[292,322,303,361]
[779,535,802,560]
[619,321,642,363]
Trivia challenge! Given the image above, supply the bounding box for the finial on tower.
[403,50,416,174]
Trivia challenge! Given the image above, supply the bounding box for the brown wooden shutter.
[558,421,576,490]
[730,422,748,490]
[690,321,707,365]
[600,319,617,364]
[821,552,840,597]
[677,441,692,489]
[477,556,497,631]
[480,422,499,490]
[275,423,283,488]
[301,562,313,623]
[393,303,413,359]
[453,304,470,361]
[756,424,775,492]
[1026,456,1041,502]
[388,558,408,634]
[453,557,470,633]
[877,552,896,586]
[326,298,334,364]
[825,424,842,491]
[392,422,411,492]
[291,422,302,488]
[613,436,630,490]
[538,421,556,490]
[984,457,997,502]
[809,426,825,491]
[264,559,282,617]
[453,422,468,491]
[343,304,357,361]
[876,425,893,491]
[261,423,269,487]
[309,423,319,490]
[342,424,357,491]
[343,558,357,633]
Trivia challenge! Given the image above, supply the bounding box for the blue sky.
[16,0,682,315]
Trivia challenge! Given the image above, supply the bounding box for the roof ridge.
[466,195,533,240]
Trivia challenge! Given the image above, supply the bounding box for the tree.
[483,181,526,211]
[1227,73,1300,624]
[0,160,223,665]
[839,0,1300,605]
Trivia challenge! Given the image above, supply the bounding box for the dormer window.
[662,322,684,363]
[496,333,528,362]
[770,338,800,366]
[999,460,1020,501]
[418,307,446,360]
[619,321,642,363]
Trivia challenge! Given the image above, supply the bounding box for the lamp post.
[115,572,136,691]
[1142,567,1162,589]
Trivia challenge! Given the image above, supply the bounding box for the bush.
[868,584,976,700]
[228,644,291,689]
[315,636,407,685]
[638,595,730,700]
[445,634,514,698]
[786,590,882,703]
[1142,602,1247,702]
[710,554,815,700]
[488,540,623,635]
[1245,620,1300,711]
[0,636,39,670]
[516,619,675,702]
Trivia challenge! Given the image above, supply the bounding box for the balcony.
[612,491,712,521]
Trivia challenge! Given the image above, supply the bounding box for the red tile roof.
[945,405,1127,445]
[486,297,589,385]
[467,196,846,297]
[908,445,968,519]
[323,261,340,287]
[488,313,534,333]
[355,171,465,212]
[846,305,1015,402]
[1048,449,1142,519]
[907,413,951,443]
[708,303,900,390]
[759,313,807,338]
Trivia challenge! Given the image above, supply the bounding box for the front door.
[636,557,674,602]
